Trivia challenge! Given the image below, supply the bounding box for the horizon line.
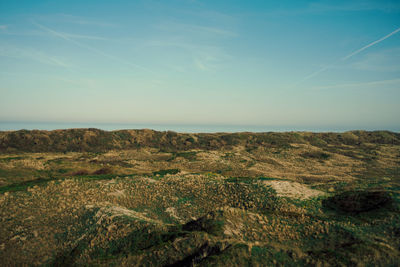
[0,121,399,133]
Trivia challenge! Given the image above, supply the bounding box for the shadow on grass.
[0,178,52,193]
[0,172,140,193]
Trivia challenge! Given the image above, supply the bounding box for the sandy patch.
[108,189,126,197]
[89,204,164,225]
[140,177,157,183]
[165,207,182,222]
[263,180,325,200]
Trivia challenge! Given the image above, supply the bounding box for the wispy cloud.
[156,21,237,38]
[193,55,220,71]
[142,1,236,24]
[0,45,71,68]
[32,21,151,73]
[61,32,108,40]
[307,1,400,13]
[152,20,236,71]
[298,26,400,84]
[0,28,107,40]
[0,25,8,30]
[312,78,400,90]
[351,47,400,72]
[36,14,116,27]
[269,1,400,16]
[147,40,231,71]
[192,24,237,37]
[61,14,116,27]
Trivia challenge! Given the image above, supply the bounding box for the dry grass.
[0,130,399,265]
[0,173,399,266]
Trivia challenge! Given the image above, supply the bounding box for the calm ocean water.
[1,121,398,133]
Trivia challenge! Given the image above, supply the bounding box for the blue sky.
[1,0,399,130]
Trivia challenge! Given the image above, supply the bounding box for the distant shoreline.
[0,128,399,134]
[1,121,399,133]
[1,128,399,154]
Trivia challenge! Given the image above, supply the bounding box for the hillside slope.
[1,129,399,153]
[0,129,399,265]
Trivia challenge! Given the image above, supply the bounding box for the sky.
[0,0,400,131]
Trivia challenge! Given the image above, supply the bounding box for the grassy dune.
[0,129,399,266]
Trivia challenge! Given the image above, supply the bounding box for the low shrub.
[323,190,393,213]
[301,151,330,160]
[92,167,112,175]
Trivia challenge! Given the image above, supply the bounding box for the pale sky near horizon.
[0,0,399,130]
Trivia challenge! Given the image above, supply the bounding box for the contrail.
[298,26,400,84]
[32,21,152,73]
[300,65,331,82]
[341,27,400,60]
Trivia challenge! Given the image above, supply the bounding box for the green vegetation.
[224,176,255,183]
[152,169,180,176]
[0,178,51,193]
[0,156,25,162]
[75,173,138,181]
[301,151,331,160]
[0,129,399,266]
[168,151,197,161]
[1,173,399,266]
[1,129,399,153]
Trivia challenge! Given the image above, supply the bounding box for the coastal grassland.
[0,174,398,266]
[1,133,399,190]
[0,129,399,265]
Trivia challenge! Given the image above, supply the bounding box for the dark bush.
[70,169,90,176]
[323,190,393,214]
[301,151,330,160]
[92,167,112,175]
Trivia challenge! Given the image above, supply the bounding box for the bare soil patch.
[263,180,325,199]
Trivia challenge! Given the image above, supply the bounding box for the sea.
[0,121,398,133]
